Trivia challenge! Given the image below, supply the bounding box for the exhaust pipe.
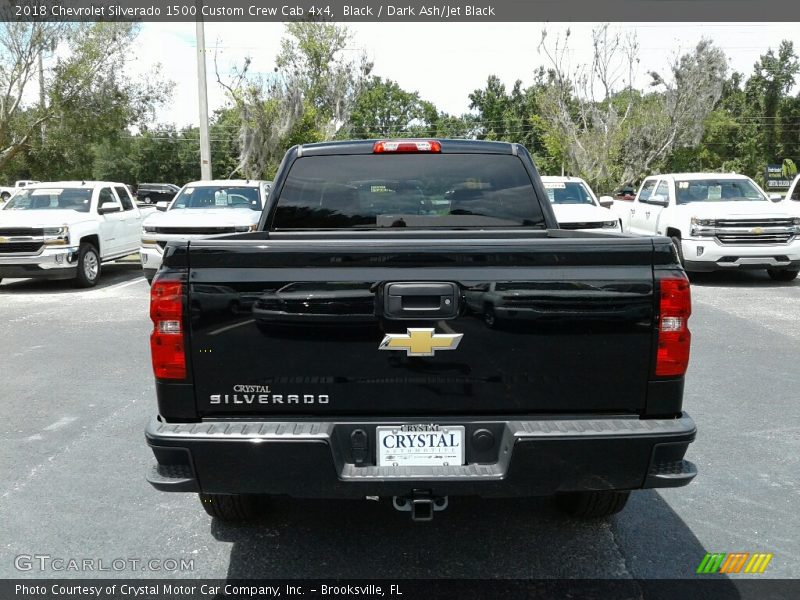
[393,491,448,521]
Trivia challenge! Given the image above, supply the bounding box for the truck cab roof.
[182,179,271,188]
[295,139,518,156]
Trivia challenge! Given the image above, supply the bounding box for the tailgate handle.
[385,282,459,319]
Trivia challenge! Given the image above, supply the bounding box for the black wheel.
[1,192,9,201]
[199,493,266,521]
[75,243,101,288]
[555,490,631,518]
[767,269,798,282]
[671,236,685,267]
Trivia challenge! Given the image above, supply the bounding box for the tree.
[468,72,549,168]
[469,75,513,140]
[0,23,169,177]
[747,41,799,162]
[778,94,800,162]
[0,22,63,169]
[619,39,727,183]
[349,76,425,137]
[536,25,726,191]
[218,22,370,179]
[412,102,477,138]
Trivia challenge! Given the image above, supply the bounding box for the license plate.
[376,425,465,467]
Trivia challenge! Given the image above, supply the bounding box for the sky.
[129,22,800,128]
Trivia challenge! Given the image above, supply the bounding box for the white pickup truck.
[140,179,271,283]
[0,181,144,287]
[613,173,800,281]
[0,180,41,202]
[541,175,621,232]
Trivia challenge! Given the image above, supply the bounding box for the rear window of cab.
[271,154,545,229]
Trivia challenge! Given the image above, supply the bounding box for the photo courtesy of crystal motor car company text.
[1,3,799,598]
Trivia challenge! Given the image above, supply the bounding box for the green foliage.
[778,95,800,163]
[664,42,799,183]
[3,22,799,193]
[0,22,172,183]
[747,41,799,162]
[468,74,546,154]
[349,76,425,137]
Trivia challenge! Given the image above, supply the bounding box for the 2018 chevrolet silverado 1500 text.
[145,139,697,522]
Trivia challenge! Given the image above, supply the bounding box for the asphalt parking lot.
[0,265,798,580]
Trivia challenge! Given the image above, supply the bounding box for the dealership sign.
[765,160,797,189]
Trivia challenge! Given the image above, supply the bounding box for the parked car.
[0,181,144,287]
[139,179,272,283]
[541,176,621,232]
[611,173,800,281]
[144,139,696,523]
[136,183,180,205]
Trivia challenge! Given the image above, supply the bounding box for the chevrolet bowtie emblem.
[379,328,463,356]
[752,227,764,234]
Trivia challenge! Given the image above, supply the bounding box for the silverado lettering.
[145,139,697,523]
[210,394,328,405]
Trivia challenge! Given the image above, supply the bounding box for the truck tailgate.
[183,232,658,416]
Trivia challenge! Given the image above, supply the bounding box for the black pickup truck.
[145,139,696,522]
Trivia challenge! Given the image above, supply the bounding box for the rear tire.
[555,490,631,518]
[767,269,798,282]
[75,243,100,288]
[199,493,266,521]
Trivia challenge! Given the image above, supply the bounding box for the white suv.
[140,180,271,283]
[0,181,144,287]
[613,173,800,281]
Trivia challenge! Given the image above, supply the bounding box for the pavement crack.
[606,520,645,599]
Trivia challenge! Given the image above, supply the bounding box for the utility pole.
[196,13,212,180]
[38,47,45,141]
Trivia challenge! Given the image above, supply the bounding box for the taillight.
[150,274,186,380]
[373,140,441,153]
[655,277,691,377]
